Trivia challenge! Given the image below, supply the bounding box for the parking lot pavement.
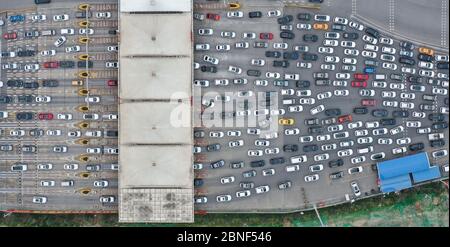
[1,2,119,211]
[193,0,449,212]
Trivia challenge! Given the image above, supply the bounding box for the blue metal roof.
[377,152,441,193]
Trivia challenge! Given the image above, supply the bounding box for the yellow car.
[279,118,295,126]
[419,47,434,56]
[313,22,328,30]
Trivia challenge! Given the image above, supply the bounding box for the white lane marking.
[442,0,448,47]
[352,0,357,16]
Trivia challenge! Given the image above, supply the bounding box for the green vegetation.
[1,183,447,227]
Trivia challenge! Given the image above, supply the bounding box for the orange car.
[279,118,295,126]
[419,47,434,56]
[313,22,328,30]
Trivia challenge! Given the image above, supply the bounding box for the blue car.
[364,67,376,74]
[9,15,25,22]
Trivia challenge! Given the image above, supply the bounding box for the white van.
[428,133,444,141]
[286,165,300,172]
[282,99,296,105]
[61,28,74,35]
[291,155,307,164]
[375,74,386,80]
[41,29,56,36]
[364,44,379,52]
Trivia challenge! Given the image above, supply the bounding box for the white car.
[220,176,235,184]
[61,28,74,35]
[432,87,448,95]
[24,64,39,71]
[85,97,100,103]
[105,62,119,68]
[382,62,397,70]
[214,79,229,86]
[402,67,416,74]
[396,137,411,145]
[216,195,232,202]
[87,148,102,154]
[382,46,396,54]
[236,190,251,198]
[228,65,242,74]
[235,41,249,48]
[412,111,426,118]
[334,89,349,96]
[297,23,312,30]
[96,12,111,19]
[390,125,405,135]
[209,131,224,138]
[54,36,67,47]
[203,55,219,65]
[362,35,378,44]
[63,164,79,170]
[267,10,282,17]
[227,11,244,18]
[351,156,366,164]
[314,153,330,162]
[248,150,263,157]
[288,105,303,112]
[338,149,353,157]
[65,45,81,53]
[419,70,435,78]
[365,121,379,128]
[68,131,82,137]
[406,121,421,128]
[299,136,314,143]
[35,96,51,103]
[297,90,312,97]
[380,37,394,45]
[310,105,325,115]
[418,61,434,69]
[40,180,55,187]
[357,137,373,144]
[341,41,356,48]
[321,143,337,151]
[348,121,363,129]
[273,43,288,49]
[381,54,395,62]
[10,129,25,136]
[344,49,359,56]
[400,102,415,109]
[354,129,369,137]
[270,109,285,115]
[372,81,387,88]
[53,14,69,21]
[372,128,388,136]
[334,16,348,25]
[323,39,339,47]
[321,64,335,71]
[221,31,236,38]
[318,47,334,54]
[364,44,379,52]
[333,81,348,87]
[262,169,276,176]
[198,28,213,36]
[285,128,300,135]
[255,185,270,194]
[31,14,46,21]
[32,196,47,204]
[304,174,319,183]
[390,83,405,90]
[349,21,364,31]
[264,148,279,155]
[362,50,377,58]
[392,147,407,155]
[336,73,350,80]
[325,56,340,63]
[317,91,332,100]
[316,134,331,142]
[46,129,62,136]
[378,138,393,145]
[297,62,312,69]
[342,58,357,65]
[79,28,94,35]
[216,44,231,51]
[254,80,268,86]
[40,50,56,56]
[266,72,280,79]
[57,113,72,120]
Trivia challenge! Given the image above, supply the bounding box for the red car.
[260,32,274,40]
[337,114,353,124]
[3,32,17,40]
[361,99,376,106]
[351,81,367,88]
[43,61,59,68]
[107,80,118,86]
[206,13,220,21]
[353,73,369,81]
[38,113,54,120]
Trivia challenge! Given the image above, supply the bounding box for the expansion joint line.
[352,0,357,16]
[441,0,447,47]
[389,0,395,32]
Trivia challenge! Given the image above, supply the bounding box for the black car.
[6,80,24,88]
[305,118,319,126]
[280,31,295,39]
[400,41,414,50]
[420,104,436,111]
[247,69,261,77]
[273,60,289,68]
[201,65,217,73]
[332,24,346,31]
[250,160,265,168]
[315,79,331,86]
[194,130,204,138]
[265,51,281,58]
[408,76,424,84]
[325,108,341,117]
[303,34,318,42]
[392,110,409,118]
[328,159,344,168]
[329,171,344,180]
[303,144,318,153]
[75,11,92,18]
[17,50,35,57]
[297,13,311,21]
[16,112,34,121]
[365,27,380,38]
[77,61,93,68]
[35,0,51,3]
[353,107,368,115]
[283,51,299,60]
[308,126,323,134]
[309,0,324,2]
[343,32,359,40]
[108,30,117,35]
[29,128,44,137]
[380,118,396,126]
[430,139,445,148]
[302,53,318,61]
[408,143,424,152]
[432,122,448,130]
[59,61,75,68]
[194,179,204,187]
[283,144,298,152]
[23,81,39,89]
[249,11,262,18]
[0,96,12,104]
[206,143,221,152]
[42,80,59,87]
[372,109,388,118]
[322,117,336,125]
[418,54,433,62]
[437,62,449,70]
[390,74,403,81]
[253,41,268,48]
[428,113,446,122]
[296,80,310,88]
[242,170,257,178]
[210,160,225,169]
[18,95,33,103]
[106,130,118,137]
[270,157,285,165]
[277,15,293,25]
[399,57,415,66]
